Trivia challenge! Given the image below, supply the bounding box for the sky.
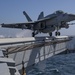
[0,0,75,37]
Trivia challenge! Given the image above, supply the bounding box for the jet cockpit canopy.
[54,10,64,14]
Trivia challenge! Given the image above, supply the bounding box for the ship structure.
[0,36,74,75]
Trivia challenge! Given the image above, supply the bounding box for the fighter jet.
[1,10,75,37]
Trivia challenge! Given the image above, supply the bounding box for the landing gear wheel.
[49,32,52,37]
[32,32,35,37]
[55,32,58,36]
[55,32,60,36]
[58,32,60,36]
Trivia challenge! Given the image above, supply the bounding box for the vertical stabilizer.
[23,11,32,22]
[38,11,44,20]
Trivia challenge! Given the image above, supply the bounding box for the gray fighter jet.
[1,10,75,37]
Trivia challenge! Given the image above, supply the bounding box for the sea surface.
[27,53,75,75]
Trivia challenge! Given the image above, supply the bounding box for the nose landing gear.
[55,32,60,36]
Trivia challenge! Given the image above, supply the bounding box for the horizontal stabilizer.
[23,11,32,22]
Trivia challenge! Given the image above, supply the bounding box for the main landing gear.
[32,31,38,37]
[32,32,35,37]
[32,31,61,37]
[49,32,52,37]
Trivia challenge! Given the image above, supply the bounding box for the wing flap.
[1,22,34,29]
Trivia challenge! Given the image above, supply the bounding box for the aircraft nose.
[68,14,75,21]
[69,14,75,17]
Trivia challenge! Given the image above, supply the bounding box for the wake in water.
[27,53,75,75]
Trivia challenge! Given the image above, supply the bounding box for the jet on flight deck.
[1,10,75,37]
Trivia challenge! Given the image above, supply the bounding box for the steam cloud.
[16,30,32,37]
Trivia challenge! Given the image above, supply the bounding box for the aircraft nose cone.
[69,14,75,17]
[68,14,75,21]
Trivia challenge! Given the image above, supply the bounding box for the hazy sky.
[0,0,75,37]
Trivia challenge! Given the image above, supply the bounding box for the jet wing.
[1,16,56,30]
[1,22,34,30]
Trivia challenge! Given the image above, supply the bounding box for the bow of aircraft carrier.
[0,36,74,75]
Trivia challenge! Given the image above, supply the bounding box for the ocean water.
[27,53,75,75]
